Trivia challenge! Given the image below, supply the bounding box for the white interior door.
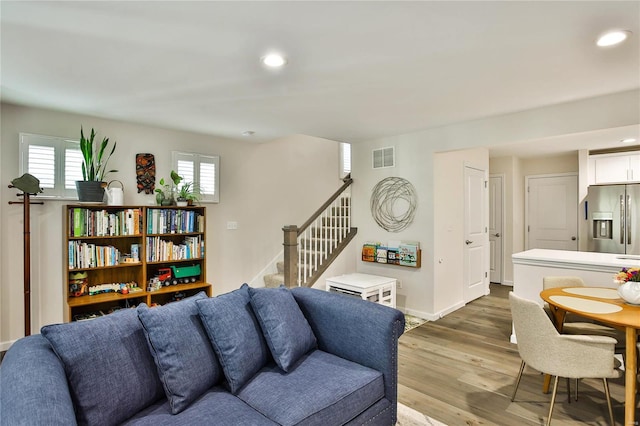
[464,166,489,303]
[527,174,578,250]
[489,175,503,284]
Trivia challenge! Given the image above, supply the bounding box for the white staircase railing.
[283,176,355,287]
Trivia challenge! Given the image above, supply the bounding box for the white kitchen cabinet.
[588,152,640,184]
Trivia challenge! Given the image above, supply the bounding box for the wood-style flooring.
[398,283,635,425]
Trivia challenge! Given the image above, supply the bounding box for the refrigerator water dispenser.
[592,212,613,239]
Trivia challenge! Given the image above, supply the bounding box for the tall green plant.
[79,127,117,181]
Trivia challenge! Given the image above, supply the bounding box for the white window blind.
[65,148,84,189]
[340,142,351,176]
[28,145,56,188]
[172,151,220,203]
[20,133,82,198]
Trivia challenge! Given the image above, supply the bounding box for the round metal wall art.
[370,177,417,232]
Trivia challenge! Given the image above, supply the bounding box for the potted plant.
[176,181,201,206]
[155,170,182,206]
[76,127,117,202]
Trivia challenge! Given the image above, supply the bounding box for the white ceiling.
[1,1,639,156]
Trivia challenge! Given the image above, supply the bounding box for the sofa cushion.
[196,283,270,394]
[248,286,317,372]
[238,349,384,426]
[121,386,279,426]
[137,291,221,414]
[41,308,164,426]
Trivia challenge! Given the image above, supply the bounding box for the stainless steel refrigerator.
[584,184,640,254]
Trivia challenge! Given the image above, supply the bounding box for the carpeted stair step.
[263,273,284,288]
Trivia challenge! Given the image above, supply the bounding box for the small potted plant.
[76,127,117,202]
[176,181,201,206]
[155,170,182,206]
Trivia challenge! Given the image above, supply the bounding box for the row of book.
[146,235,204,262]
[362,241,420,267]
[68,241,126,269]
[69,208,142,237]
[147,209,204,235]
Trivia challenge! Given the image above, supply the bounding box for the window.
[172,151,220,203]
[340,142,351,177]
[19,133,82,198]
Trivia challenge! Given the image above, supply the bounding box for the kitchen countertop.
[512,249,640,271]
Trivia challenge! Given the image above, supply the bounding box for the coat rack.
[8,175,43,336]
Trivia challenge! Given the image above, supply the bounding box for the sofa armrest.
[291,287,404,407]
[1,335,77,426]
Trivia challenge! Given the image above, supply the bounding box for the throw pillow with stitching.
[41,308,164,426]
[248,285,317,372]
[137,291,221,414]
[196,283,270,394]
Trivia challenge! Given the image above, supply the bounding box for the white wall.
[434,148,489,314]
[352,136,436,318]
[521,152,578,176]
[490,152,579,284]
[0,103,344,349]
[353,89,639,319]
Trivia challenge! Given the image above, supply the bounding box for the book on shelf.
[362,242,377,262]
[399,241,420,267]
[146,235,204,262]
[68,208,143,237]
[68,241,121,269]
[147,208,202,235]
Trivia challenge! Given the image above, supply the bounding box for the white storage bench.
[326,273,396,308]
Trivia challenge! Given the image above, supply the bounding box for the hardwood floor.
[398,284,633,425]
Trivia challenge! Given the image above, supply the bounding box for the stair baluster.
[282,175,357,288]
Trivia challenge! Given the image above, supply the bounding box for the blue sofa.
[0,285,404,426]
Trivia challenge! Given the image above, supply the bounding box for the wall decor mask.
[370,177,417,232]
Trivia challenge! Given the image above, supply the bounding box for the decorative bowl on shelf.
[617,281,640,305]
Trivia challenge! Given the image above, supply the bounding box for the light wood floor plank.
[398,284,632,425]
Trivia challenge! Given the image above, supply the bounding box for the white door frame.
[525,172,578,250]
[489,174,505,284]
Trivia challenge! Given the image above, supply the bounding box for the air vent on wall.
[373,147,395,169]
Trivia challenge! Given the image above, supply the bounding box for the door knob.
[465,240,473,245]
[493,233,500,237]
[571,236,577,241]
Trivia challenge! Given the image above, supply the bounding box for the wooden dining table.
[540,287,640,426]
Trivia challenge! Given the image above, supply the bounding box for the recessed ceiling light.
[242,131,255,137]
[261,54,287,67]
[597,30,632,47]
[621,138,637,144]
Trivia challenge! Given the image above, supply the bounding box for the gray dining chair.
[510,292,621,426]
[543,276,625,347]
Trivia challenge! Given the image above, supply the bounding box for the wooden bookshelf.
[64,205,210,321]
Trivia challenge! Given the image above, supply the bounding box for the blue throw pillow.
[196,284,270,394]
[137,291,221,414]
[248,286,317,372]
[41,309,164,426]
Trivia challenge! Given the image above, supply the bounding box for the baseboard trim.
[435,301,466,320]
[401,307,433,321]
[401,300,465,322]
[1,339,17,352]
